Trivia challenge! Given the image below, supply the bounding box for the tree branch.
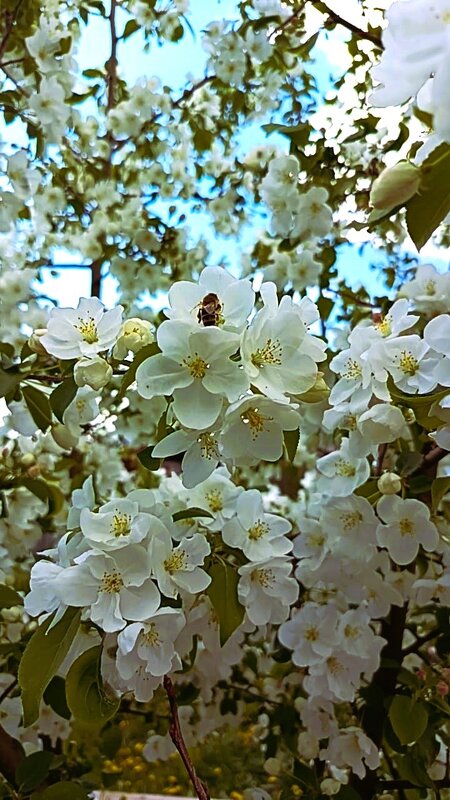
[106,0,118,112]
[163,675,210,800]
[0,724,23,785]
[0,0,24,62]
[310,0,383,48]
[410,446,449,477]
[374,443,388,477]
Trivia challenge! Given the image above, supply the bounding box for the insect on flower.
[196,293,223,327]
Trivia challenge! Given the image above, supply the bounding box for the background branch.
[163,675,210,800]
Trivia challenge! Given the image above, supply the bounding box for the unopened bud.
[370,161,421,211]
[20,453,35,467]
[52,423,78,450]
[377,471,402,495]
[320,779,341,796]
[295,372,329,404]
[437,680,449,697]
[74,355,112,391]
[28,328,48,356]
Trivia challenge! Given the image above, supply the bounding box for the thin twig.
[163,675,210,800]
[410,446,449,477]
[374,443,388,477]
[310,0,383,48]
[0,0,24,62]
[106,0,118,112]
[402,627,438,657]
[0,678,17,706]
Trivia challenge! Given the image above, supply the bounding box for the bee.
[196,292,223,327]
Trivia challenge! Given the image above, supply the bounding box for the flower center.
[248,519,270,540]
[399,517,414,535]
[198,432,219,460]
[110,512,132,537]
[100,570,123,593]
[253,568,274,587]
[164,549,187,574]
[305,625,319,641]
[442,11,450,24]
[398,350,419,376]
[343,358,362,380]
[342,414,357,431]
[183,354,209,379]
[335,459,356,478]
[376,316,391,337]
[327,656,344,675]
[142,623,160,646]
[205,489,223,512]
[344,624,360,640]
[251,338,283,368]
[75,315,99,344]
[425,279,436,295]
[340,510,363,531]
[240,407,273,439]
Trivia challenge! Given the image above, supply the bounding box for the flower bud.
[358,404,409,443]
[74,355,112,390]
[264,758,281,776]
[20,453,35,467]
[320,779,341,796]
[295,372,330,404]
[28,328,49,355]
[370,161,421,211]
[51,423,78,450]
[112,318,154,360]
[437,680,449,697]
[378,471,402,495]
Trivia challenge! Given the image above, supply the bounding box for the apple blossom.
[376,495,439,565]
[40,297,123,360]
[136,321,249,428]
[222,489,292,561]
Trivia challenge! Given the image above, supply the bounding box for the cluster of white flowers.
[134,266,326,487]
[25,465,300,704]
[370,0,450,143]
[260,155,333,242]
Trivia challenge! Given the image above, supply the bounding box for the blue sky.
[7,0,442,308]
[40,0,393,307]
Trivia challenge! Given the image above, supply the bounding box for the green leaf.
[16,751,53,793]
[50,377,78,423]
[432,476,450,511]
[0,342,15,361]
[117,342,159,400]
[207,561,244,646]
[406,143,450,250]
[58,36,72,54]
[43,676,71,720]
[0,584,23,608]
[172,507,214,522]
[66,646,119,724]
[0,365,21,398]
[388,695,428,745]
[283,428,300,462]
[18,607,81,727]
[262,122,310,148]
[31,782,91,799]
[137,445,161,471]
[316,295,334,321]
[22,385,53,432]
[396,752,434,788]
[122,18,140,39]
